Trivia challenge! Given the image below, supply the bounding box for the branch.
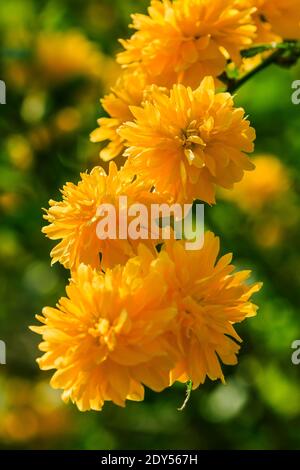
[227,49,282,93]
[241,41,300,58]
[223,41,300,94]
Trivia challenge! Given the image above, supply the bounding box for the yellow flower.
[31,255,177,411]
[258,0,300,40]
[35,30,116,84]
[0,377,70,443]
[238,0,281,45]
[119,77,255,204]
[42,162,162,270]
[0,192,20,214]
[90,70,149,162]
[220,155,291,212]
[163,232,262,389]
[31,234,261,409]
[117,0,257,88]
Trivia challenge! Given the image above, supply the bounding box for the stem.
[178,380,193,411]
[227,49,282,94]
[226,40,300,94]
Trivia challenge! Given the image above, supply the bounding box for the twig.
[178,380,193,411]
[227,49,282,93]
[225,41,300,94]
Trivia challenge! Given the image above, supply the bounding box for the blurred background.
[1,0,300,450]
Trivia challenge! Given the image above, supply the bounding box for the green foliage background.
[1,0,300,450]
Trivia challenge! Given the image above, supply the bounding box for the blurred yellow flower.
[54,107,82,134]
[258,0,300,40]
[254,218,283,248]
[6,134,33,170]
[90,70,150,162]
[35,30,118,85]
[117,0,257,88]
[31,256,178,411]
[220,155,291,212]
[42,162,162,270]
[239,0,281,45]
[0,377,70,443]
[164,232,262,388]
[119,77,255,204]
[0,193,20,214]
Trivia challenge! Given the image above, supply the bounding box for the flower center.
[88,309,130,353]
[179,120,206,167]
[89,318,117,351]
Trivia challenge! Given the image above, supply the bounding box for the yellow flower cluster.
[36,0,300,410]
[32,233,261,411]
[92,0,300,163]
